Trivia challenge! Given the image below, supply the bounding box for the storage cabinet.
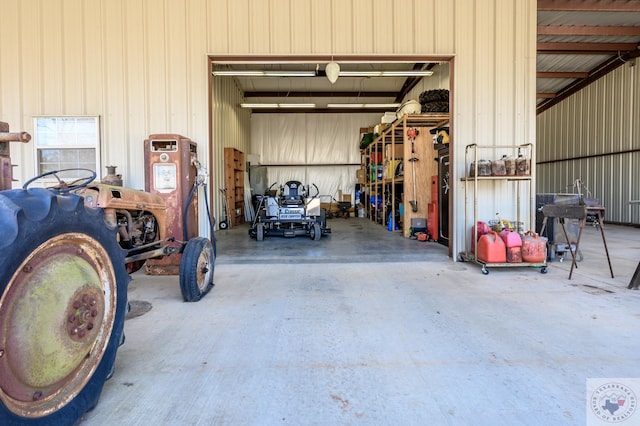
[458,143,547,274]
[360,114,449,237]
[223,147,245,226]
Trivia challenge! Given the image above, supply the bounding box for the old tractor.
[0,123,215,424]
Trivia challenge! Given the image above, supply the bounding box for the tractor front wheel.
[179,237,215,302]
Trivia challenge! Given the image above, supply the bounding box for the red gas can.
[477,230,507,263]
[506,246,523,263]
[522,231,547,263]
[499,229,522,248]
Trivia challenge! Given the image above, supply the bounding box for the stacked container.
[500,229,522,263]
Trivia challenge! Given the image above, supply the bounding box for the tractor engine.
[117,210,159,249]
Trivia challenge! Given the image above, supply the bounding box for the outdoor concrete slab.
[80,220,640,425]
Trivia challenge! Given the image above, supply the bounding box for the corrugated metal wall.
[537,61,639,224]
[210,76,251,222]
[0,0,536,256]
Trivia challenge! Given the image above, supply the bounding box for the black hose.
[183,181,217,257]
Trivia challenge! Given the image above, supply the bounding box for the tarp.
[250,113,379,204]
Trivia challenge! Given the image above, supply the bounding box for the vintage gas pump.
[144,134,198,274]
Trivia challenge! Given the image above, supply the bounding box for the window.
[34,116,100,180]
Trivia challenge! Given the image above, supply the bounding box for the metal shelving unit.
[361,113,449,235]
[458,143,547,274]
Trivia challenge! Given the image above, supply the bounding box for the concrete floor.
[80,218,640,425]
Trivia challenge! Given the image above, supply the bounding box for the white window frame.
[33,116,101,183]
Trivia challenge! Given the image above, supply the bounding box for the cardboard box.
[385,144,404,159]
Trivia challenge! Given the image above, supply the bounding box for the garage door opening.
[208,55,454,258]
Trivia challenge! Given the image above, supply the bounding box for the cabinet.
[458,143,547,274]
[223,147,245,226]
[360,114,449,237]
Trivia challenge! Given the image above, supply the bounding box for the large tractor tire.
[0,188,129,425]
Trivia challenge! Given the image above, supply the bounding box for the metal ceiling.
[212,61,443,114]
[536,0,640,113]
[213,1,640,115]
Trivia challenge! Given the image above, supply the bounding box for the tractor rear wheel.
[0,188,129,424]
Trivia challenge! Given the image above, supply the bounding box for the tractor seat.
[282,180,305,206]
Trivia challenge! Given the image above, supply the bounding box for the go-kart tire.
[256,223,265,241]
[311,223,322,241]
[0,188,129,425]
[219,220,228,230]
[179,237,215,302]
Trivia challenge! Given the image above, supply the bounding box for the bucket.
[499,229,522,248]
[522,231,547,263]
[477,230,507,263]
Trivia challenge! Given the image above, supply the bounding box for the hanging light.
[325,61,340,84]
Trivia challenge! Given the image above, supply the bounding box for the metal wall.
[211,76,251,225]
[537,61,639,225]
[0,0,537,256]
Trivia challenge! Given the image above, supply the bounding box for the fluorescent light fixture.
[263,71,316,77]
[380,70,434,77]
[213,70,265,76]
[214,70,315,77]
[327,103,400,108]
[240,103,316,108]
[336,71,433,77]
[339,71,382,77]
[327,103,365,108]
[279,103,316,108]
[240,103,279,108]
[214,70,433,77]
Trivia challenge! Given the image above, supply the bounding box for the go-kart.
[249,180,331,241]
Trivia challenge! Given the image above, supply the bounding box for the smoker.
[536,193,581,261]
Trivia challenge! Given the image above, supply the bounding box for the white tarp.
[250,113,379,204]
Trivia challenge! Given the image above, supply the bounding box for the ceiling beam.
[538,25,640,36]
[538,0,640,12]
[536,93,557,98]
[536,71,589,78]
[393,63,434,103]
[211,54,453,64]
[538,42,639,54]
[245,108,395,114]
[244,91,397,98]
[537,48,640,114]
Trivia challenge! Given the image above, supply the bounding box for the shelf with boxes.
[223,147,245,226]
[458,143,547,274]
[359,113,449,237]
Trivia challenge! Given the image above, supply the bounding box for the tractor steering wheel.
[23,168,97,193]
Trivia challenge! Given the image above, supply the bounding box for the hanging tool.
[407,127,419,212]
